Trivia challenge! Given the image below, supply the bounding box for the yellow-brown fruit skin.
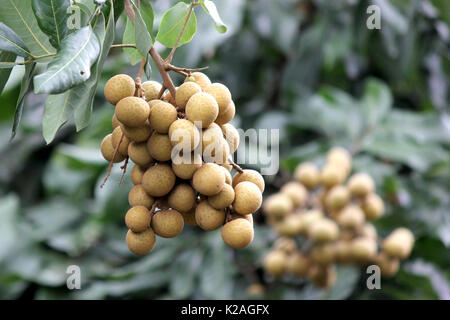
[152,209,184,238]
[327,147,352,174]
[171,152,202,179]
[168,184,196,213]
[294,162,320,189]
[201,123,223,154]
[101,134,125,163]
[311,243,336,265]
[348,173,375,197]
[126,228,156,255]
[382,228,414,259]
[232,169,265,192]
[286,252,310,277]
[111,126,130,156]
[112,113,121,128]
[192,163,225,196]
[337,205,365,229]
[208,183,235,209]
[350,237,377,263]
[115,97,150,127]
[121,121,152,142]
[147,132,172,162]
[309,218,339,242]
[215,100,235,125]
[308,265,336,288]
[281,182,308,208]
[142,81,162,101]
[325,185,350,211]
[221,123,240,153]
[222,218,254,249]
[185,72,211,90]
[376,252,400,277]
[263,193,293,218]
[128,184,154,208]
[320,164,345,188]
[204,83,232,115]
[104,74,135,105]
[169,119,200,152]
[195,200,226,231]
[149,101,177,134]
[233,181,263,215]
[362,193,384,220]
[180,207,197,226]
[131,165,145,185]
[128,141,154,167]
[185,92,219,128]
[175,82,202,109]
[263,251,287,277]
[125,206,151,233]
[142,164,176,197]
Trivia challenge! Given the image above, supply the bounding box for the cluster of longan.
[262,147,414,288]
[100,72,264,255]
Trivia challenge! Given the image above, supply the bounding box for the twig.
[157,86,166,99]
[119,156,129,185]
[110,43,137,49]
[101,133,124,188]
[228,157,244,173]
[124,0,135,23]
[150,47,177,104]
[166,64,209,77]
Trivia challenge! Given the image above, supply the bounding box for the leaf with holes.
[33,26,100,94]
[0,23,30,57]
[201,0,227,33]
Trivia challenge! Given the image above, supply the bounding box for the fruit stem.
[119,156,129,186]
[101,132,124,188]
[228,158,244,174]
[149,47,177,104]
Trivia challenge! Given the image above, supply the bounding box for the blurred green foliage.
[0,0,449,299]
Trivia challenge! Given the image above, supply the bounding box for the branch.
[228,157,244,173]
[101,133,125,188]
[150,46,177,104]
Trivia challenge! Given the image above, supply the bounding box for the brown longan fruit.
[112,113,121,128]
[376,252,400,277]
[128,141,154,167]
[169,119,200,151]
[220,163,233,172]
[201,123,223,153]
[311,243,336,265]
[101,134,125,163]
[221,123,240,153]
[185,72,211,90]
[115,96,150,127]
[203,138,230,164]
[147,132,172,162]
[325,185,350,211]
[125,206,151,233]
[263,193,293,218]
[175,82,202,109]
[128,184,154,208]
[185,92,219,128]
[280,182,308,208]
[362,193,384,220]
[104,74,135,105]
[195,200,226,231]
[232,169,265,192]
[131,165,145,185]
[126,228,156,255]
[121,121,152,142]
[382,228,414,259]
[222,166,232,184]
[327,147,352,174]
[347,173,375,197]
[180,207,197,226]
[320,164,345,188]
[361,223,378,240]
[204,83,232,115]
[221,218,254,249]
[350,237,377,262]
[335,240,354,264]
[151,209,184,238]
[275,214,303,237]
[208,183,235,209]
[192,163,225,196]
[294,162,320,189]
[337,205,365,229]
[215,100,235,125]
[233,181,262,215]
[141,80,162,101]
[171,152,202,179]
[149,101,177,134]
[263,250,287,277]
[168,184,196,213]
[286,252,310,277]
[142,164,176,197]
[111,126,130,156]
[308,264,336,288]
[273,237,297,253]
[299,210,324,234]
[309,218,339,242]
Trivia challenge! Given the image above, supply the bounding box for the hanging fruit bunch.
[101,71,264,255]
[262,147,414,288]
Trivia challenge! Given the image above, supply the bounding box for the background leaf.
[0,23,31,57]
[0,52,16,93]
[201,0,227,33]
[42,92,72,144]
[122,17,141,65]
[129,0,152,58]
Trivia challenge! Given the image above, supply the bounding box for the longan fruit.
[221,123,240,153]
[232,169,265,192]
[101,134,125,163]
[128,141,154,167]
[125,206,151,233]
[281,182,308,208]
[149,101,177,134]
[169,119,200,151]
[121,121,152,142]
[220,163,233,172]
[112,113,121,128]
[273,238,297,254]
[325,185,350,211]
[263,193,293,218]
[347,173,375,197]
[116,96,150,127]
[335,240,354,264]
[222,218,254,249]
[204,83,232,114]
[382,228,414,259]
[308,264,336,288]
[263,250,287,277]
[275,214,303,237]
[175,82,202,109]
[104,74,135,105]
[185,72,211,90]
[208,183,235,209]
[215,100,235,125]
[147,132,172,162]
[152,209,184,238]
[126,228,156,255]
[362,193,384,220]
[286,252,310,277]
[128,184,154,208]
[142,80,162,101]
[171,152,202,179]
[142,164,176,197]
[337,205,365,229]
[168,184,196,213]
[131,165,145,185]
[309,218,339,242]
[203,138,230,164]
[311,243,336,265]
[180,207,197,226]
[185,92,219,128]
[376,252,400,277]
[233,181,262,215]
[361,223,378,240]
[294,162,320,189]
[201,123,223,153]
[222,166,232,184]
[299,210,324,234]
[111,126,130,155]
[350,237,377,262]
[195,200,226,231]
[320,164,345,188]
[192,163,225,196]
[247,283,265,296]
[327,147,352,174]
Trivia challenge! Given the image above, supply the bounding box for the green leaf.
[0,194,19,262]
[140,0,154,40]
[144,54,152,79]
[361,78,392,129]
[0,52,16,94]
[122,17,141,65]
[33,26,100,94]
[31,0,71,50]
[201,0,227,33]
[0,0,54,56]
[42,92,72,144]
[0,23,31,57]
[11,61,36,139]
[156,2,197,49]
[129,0,153,58]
